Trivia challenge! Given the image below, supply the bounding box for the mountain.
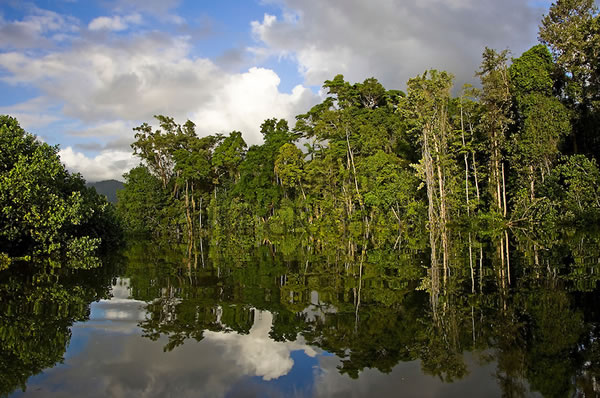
[86,179,124,204]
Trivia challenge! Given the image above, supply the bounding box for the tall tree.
[509,45,571,205]
[539,0,600,156]
[477,48,513,217]
[405,70,455,276]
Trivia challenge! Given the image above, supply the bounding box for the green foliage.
[539,0,600,157]
[117,166,168,235]
[509,44,555,98]
[212,131,247,185]
[275,143,305,190]
[543,155,600,221]
[119,40,600,245]
[0,115,122,267]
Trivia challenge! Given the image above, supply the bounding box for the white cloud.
[66,120,134,138]
[0,34,209,122]
[110,0,184,24]
[252,0,548,89]
[0,27,318,180]
[88,14,142,31]
[0,7,79,49]
[0,97,61,129]
[59,146,138,182]
[0,33,316,136]
[191,67,316,145]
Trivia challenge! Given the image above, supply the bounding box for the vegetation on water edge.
[3,228,600,397]
[1,0,600,266]
[115,1,600,245]
[0,116,122,270]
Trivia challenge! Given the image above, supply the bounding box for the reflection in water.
[204,310,317,381]
[0,263,117,397]
[2,230,600,397]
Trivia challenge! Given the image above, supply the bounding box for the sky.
[0,0,554,182]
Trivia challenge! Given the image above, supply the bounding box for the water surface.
[2,232,600,397]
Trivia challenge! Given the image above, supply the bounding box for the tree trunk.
[346,127,364,212]
[502,162,507,217]
[460,104,470,215]
[529,165,535,201]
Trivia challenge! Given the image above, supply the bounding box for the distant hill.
[86,179,124,204]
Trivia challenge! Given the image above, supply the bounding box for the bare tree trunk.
[433,112,449,280]
[423,124,437,232]
[346,127,364,212]
[499,236,506,291]
[468,119,481,202]
[505,230,511,285]
[529,165,535,201]
[472,152,480,201]
[460,100,470,215]
[469,233,475,293]
[493,131,503,212]
[502,162,507,217]
[185,180,193,243]
[479,246,483,293]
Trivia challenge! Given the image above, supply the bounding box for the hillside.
[86,179,124,204]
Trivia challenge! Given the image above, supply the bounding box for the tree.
[116,166,167,235]
[543,155,600,221]
[274,143,305,199]
[405,70,456,277]
[509,45,572,205]
[0,115,121,268]
[539,0,600,156]
[477,48,513,217]
[212,131,247,185]
[131,117,177,189]
[234,119,294,218]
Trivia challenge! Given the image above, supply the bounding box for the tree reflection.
[3,228,590,397]
[0,260,118,396]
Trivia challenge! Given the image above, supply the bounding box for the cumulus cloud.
[0,32,316,140]
[191,67,316,145]
[0,33,214,121]
[59,146,138,182]
[0,7,78,49]
[251,0,549,89]
[88,14,142,31]
[66,119,134,138]
[0,24,318,180]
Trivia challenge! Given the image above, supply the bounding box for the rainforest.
[1,1,600,397]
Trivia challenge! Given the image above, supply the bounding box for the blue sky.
[0,0,552,181]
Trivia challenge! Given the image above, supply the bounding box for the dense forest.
[0,116,121,270]
[1,1,600,396]
[1,0,600,267]
[117,0,600,249]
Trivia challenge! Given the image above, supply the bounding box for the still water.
[2,232,600,397]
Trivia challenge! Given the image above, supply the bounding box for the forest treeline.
[2,0,600,266]
[0,116,121,269]
[117,0,600,245]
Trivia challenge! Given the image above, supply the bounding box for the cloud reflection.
[15,299,320,397]
[205,310,316,381]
